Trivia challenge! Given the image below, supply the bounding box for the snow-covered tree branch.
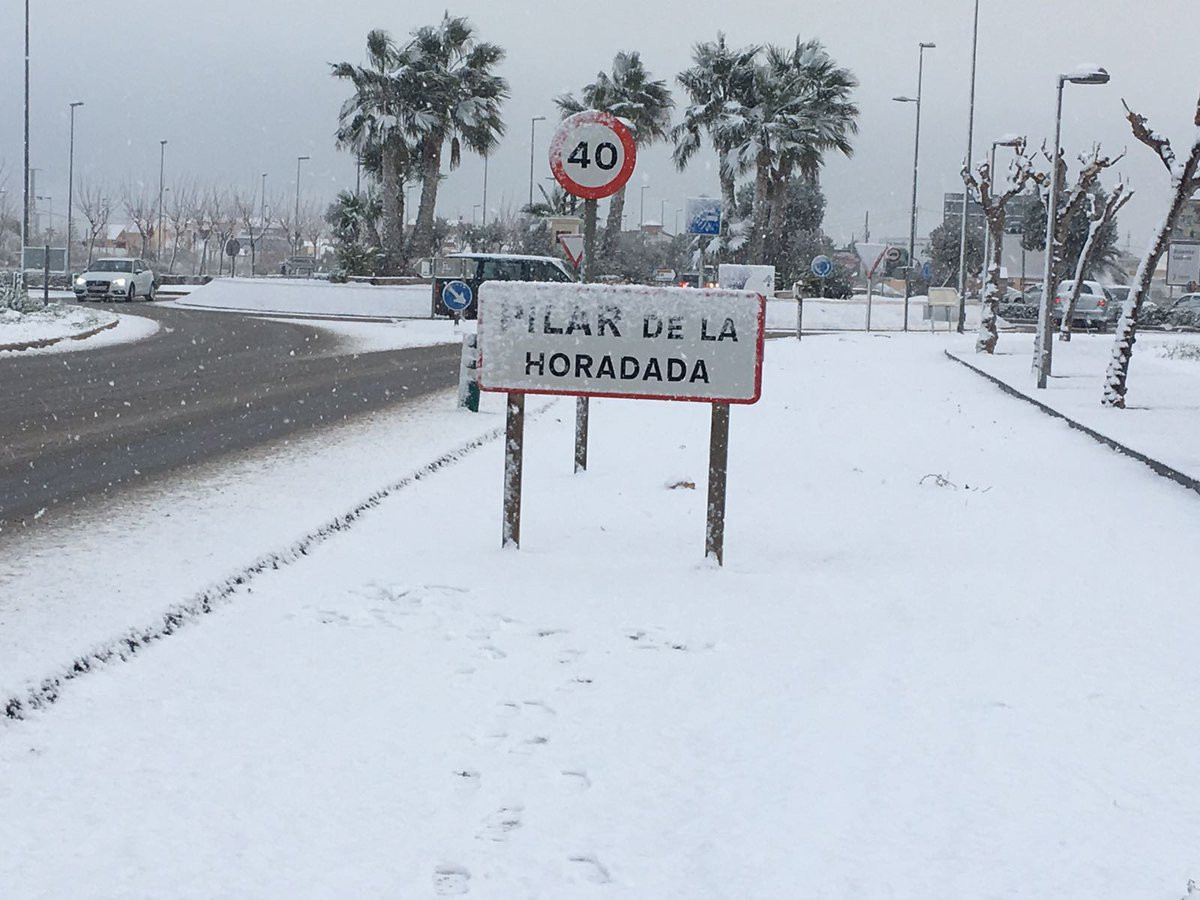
[1058,181,1133,341]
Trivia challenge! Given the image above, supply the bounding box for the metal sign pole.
[42,244,49,304]
[705,402,731,565]
[502,392,525,548]
[575,197,597,474]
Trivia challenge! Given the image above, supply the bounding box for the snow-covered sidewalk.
[0,303,133,353]
[3,334,1200,897]
[177,277,433,319]
[947,331,1200,483]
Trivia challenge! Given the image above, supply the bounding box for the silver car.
[73,258,157,302]
[1053,280,1112,329]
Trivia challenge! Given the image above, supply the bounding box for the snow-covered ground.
[0,302,116,349]
[948,330,1200,481]
[177,277,433,318]
[3,333,1200,897]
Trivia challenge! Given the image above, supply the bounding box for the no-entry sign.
[548,110,637,200]
[477,282,764,403]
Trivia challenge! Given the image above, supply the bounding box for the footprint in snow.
[569,854,612,884]
[561,770,592,792]
[433,864,471,895]
[477,804,524,842]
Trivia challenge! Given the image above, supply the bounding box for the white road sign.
[477,282,764,403]
[549,110,637,200]
[1166,241,1200,286]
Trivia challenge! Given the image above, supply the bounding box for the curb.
[944,350,1200,499]
[169,300,429,324]
[2,400,555,724]
[0,317,119,353]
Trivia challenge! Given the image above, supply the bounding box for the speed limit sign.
[548,110,637,200]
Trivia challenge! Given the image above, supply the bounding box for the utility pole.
[67,101,84,276]
[956,0,980,332]
[21,0,30,276]
[157,140,167,260]
[864,210,870,243]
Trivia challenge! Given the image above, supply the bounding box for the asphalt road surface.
[0,303,460,530]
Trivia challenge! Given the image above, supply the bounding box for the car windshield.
[91,260,133,273]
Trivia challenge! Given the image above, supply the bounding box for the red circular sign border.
[549,110,638,200]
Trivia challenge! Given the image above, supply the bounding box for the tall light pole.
[157,140,167,260]
[66,101,84,275]
[472,204,482,225]
[979,135,1024,292]
[529,115,546,209]
[21,0,30,275]
[259,173,267,277]
[956,0,980,331]
[295,155,310,256]
[482,153,489,227]
[36,195,51,241]
[639,184,649,228]
[1035,65,1110,388]
[893,41,935,333]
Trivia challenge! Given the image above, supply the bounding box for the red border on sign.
[476,293,766,405]
[549,110,638,201]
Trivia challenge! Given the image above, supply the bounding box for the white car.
[74,258,157,302]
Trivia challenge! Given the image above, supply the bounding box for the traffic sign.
[225,238,241,257]
[442,280,474,313]
[811,255,833,278]
[558,232,584,269]
[885,246,902,263]
[548,110,637,200]
[921,260,932,280]
[685,197,722,236]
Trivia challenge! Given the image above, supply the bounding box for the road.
[0,303,460,530]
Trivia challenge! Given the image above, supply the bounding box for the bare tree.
[209,189,238,277]
[76,178,112,265]
[1032,145,1123,374]
[234,187,268,276]
[273,192,299,264]
[1059,181,1133,341]
[193,188,216,276]
[1103,95,1200,408]
[164,179,197,275]
[962,140,1040,354]
[300,199,326,262]
[122,181,156,258]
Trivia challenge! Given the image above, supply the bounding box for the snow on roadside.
[0,303,118,350]
[266,315,475,355]
[766,296,982,332]
[3,334,1200,897]
[948,331,1200,480]
[0,308,160,357]
[176,277,432,318]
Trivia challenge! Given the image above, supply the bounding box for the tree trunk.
[719,166,736,238]
[1058,216,1103,342]
[749,144,772,264]
[764,170,791,268]
[411,135,443,259]
[603,185,626,255]
[975,209,1007,354]
[380,143,403,273]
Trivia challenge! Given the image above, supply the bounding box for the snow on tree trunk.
[603,185,626,255]
[749,144,772,264]
[1060,184,1132,341]
[380,144,404,273]
[1103,97,1200,408]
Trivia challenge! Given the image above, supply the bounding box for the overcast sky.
[1,0,1194,250]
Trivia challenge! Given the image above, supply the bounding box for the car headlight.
[74,277,85,286]
[112,278,127,287]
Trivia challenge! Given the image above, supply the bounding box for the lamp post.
[529,115,545,210]
[1035,65,1110,389]
[295,155,310,256]
[893,41,935,333]
[473,204,482,225]
[979,135,1024,293]
[66,101,83,276]
[36,195,51,241]
[157,140,167,260]
[482,153,489,227]
[639,184,649,228]
[21,0,30,276]
[956,0,980,331]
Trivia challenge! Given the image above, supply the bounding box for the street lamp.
[956,0,981,331]
[66,101,83,275]
[35,195,51,241]
[1035,65,1110,388]
[639,184,649,228]
[157,139,167,259]
[295,155,310,256]
[893,40,935,333]
[529,115,546,210]
[979,134,1024,293]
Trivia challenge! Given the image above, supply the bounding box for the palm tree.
[556,51,674,252]
[397,14,508,257]
[728,39,858,265]
[332,29,417,272]
[671,34,760,237]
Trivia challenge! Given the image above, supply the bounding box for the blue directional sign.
[442,279,474,312]
[685,197,722,236]
[811,255,833,278]
[921,260,932,280]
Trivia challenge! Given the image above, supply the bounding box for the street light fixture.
[979,134,1024,293]
[295,155,310,256]
[66,101,83,276]
[893,40,935,333]
[1035,65,1110,388]
[529,115,546,210]
[157,140,167,260]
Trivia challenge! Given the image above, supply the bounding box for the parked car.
[1052,279,1112,329]
[73,258,156,302]
[1102,285,1131,325]
[431,253,575,319]
[1164,293,1200,329]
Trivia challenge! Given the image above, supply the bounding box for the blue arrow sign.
[442,279,474,312]
[811,255,833,278]
[685,197,722,236]
[921,260,932,280]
